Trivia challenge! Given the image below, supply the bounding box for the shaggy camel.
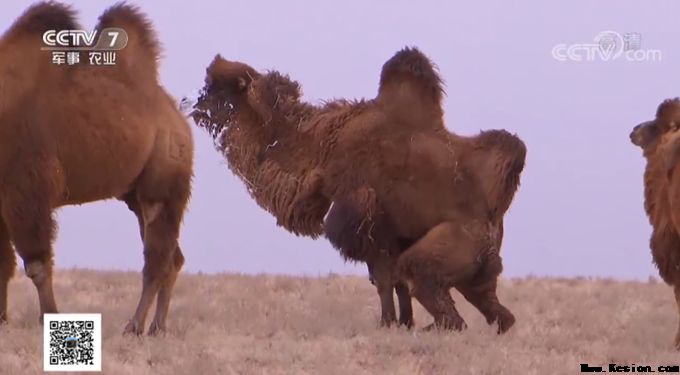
[630,98,680,349]
[0,2,193,335]
[191,47,525,331]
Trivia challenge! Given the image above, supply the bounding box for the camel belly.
[54,127,156,206]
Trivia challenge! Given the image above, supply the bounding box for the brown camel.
[191,47,525,332]
[630,98,680,349]
[0,2,193,335]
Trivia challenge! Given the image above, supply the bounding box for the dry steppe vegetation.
[1,269,678,374]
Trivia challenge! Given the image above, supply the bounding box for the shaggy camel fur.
[191,47,525,332]
[630,98,680,349]
[0,2,193,335]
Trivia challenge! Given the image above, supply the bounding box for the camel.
[0,2,193,335]
[630,98,680,349]
[191,47,525,332]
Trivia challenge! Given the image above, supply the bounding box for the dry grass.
[1,270,678,374]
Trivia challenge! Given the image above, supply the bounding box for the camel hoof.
[123,320,144,336]
[422,323,437,332]
[496,308,516,334]
[423,319,467,332]
[147,321,165,336]
[399,318,414,329]
[378,317,396,328]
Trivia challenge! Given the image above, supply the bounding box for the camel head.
[190,55,261,140]
[190,56,329,237]
[191,55,310,145]
[630,98,680,151]
[630,121,662,150]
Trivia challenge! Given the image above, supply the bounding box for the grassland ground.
[0,269,678,374]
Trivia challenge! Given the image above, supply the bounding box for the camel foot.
[379,317,396,328]
[422,317,467,332]
[147,321,166,336]
[399,317,414,329]
[123,320,144,336]
[496,307,516,334]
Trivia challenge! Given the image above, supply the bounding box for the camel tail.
[2,1,78,40]
[95,2,160,78]
[376,47,445,121]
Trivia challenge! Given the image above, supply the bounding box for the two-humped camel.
[0,2,193,335]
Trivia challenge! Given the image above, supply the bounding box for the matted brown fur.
[630,97,680,349]
[0,2,193,336]
[192,47,526,332]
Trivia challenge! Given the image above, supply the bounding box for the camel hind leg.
[415,276,466,331]
[147,245,184,335]
[397,221,490,331]
[0,216,15,323]
[454,242,515,334]
[122,147,190,336]
[121,191,184,335]
[121,192,183,334]
[123,195,186,336]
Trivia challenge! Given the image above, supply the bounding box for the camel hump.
[95,2,160,77]
[376,46,445,120]
[3,1,78,39]
[657,97,680,118]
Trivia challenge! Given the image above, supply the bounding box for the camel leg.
[456,277,515,334]
[123,198,183,336]
[675,285,680,350]
[121,191,145,240]
[0,216,15,323]
[395,282,414,328]
[123,193,186,334]
[367,255,397,327]
[455,248,515,334]
[409,275,466,331]
[1,198,58,323]
[397,221,488,331]
[148,244,184,335]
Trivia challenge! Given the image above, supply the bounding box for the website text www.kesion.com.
[581,363,680,373]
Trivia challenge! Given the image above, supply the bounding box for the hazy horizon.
[1,0,679,280]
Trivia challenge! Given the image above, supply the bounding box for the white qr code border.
[43,313,102,372]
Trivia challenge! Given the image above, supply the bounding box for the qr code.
[44,313,102,372]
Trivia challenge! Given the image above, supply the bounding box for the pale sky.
[2,0,679,279]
